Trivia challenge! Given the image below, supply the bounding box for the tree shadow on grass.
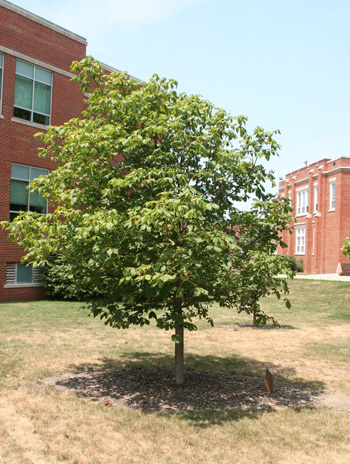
[49,352,326,422]
[169,406,316,428]
[233,323,297,330]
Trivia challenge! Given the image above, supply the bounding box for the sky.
[11,0,350,193]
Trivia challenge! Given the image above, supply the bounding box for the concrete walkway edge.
[294,273,350,281]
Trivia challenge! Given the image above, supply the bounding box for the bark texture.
[174,323,184,385]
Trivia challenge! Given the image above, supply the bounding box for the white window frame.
[4,263,43,288]
[13,59,52,126]
[295,225,306,255]
[296,188,309,216]
[329,180,336,211]
[313,185,318,213]
[10,163,49,221]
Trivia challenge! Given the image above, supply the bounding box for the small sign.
[266,368,274,393]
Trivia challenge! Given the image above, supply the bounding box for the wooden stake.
[266,368,274,393]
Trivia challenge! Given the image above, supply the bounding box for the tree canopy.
[2,57,293,384]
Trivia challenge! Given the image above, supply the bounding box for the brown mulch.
[219,324,293,330]
[44,368,323,412]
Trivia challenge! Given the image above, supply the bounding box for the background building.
[0,1,128,301]
[278,157,350,274]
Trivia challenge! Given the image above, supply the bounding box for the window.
[314,185,318,212]
[0,53,3,109]
[13,60,52,125]
[329,181,336,210]
[295,226,305,255]
[10,164,48,221]
[297,188,309,215]
[5,263,43,286]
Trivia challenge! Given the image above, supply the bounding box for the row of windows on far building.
[283,179,337,256]
[0,52,52,125]
[293,181,336,217]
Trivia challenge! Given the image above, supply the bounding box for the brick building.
[0,1,133,301]
[278,157,350,274]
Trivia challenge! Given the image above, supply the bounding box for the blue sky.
[12,0,350,192]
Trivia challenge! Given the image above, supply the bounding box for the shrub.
[42,256,99,301]
[280,255,297,272]
[296,257,304,273]
[280,255,304,273]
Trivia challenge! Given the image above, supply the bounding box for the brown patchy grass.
[0,280,350,463]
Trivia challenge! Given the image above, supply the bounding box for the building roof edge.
[327,156,350,164]
[322,166,350,176]
[98,61,144,84]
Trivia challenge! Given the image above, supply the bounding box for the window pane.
[9,212,19,221]
[0,69,2,101]
[34,81,51,115]
[29,190,47,214]
[17,264,33,283]
[14,62,51,124]
[296,227,305,254]
[13,106,31,121]
[30,167,48,181]
[10,179,28,211]
[305,189,309,212]
[35,67,52,84]
[16,60,34,78]
[314,186,318,211]
[11,164,30,180]
[33,112,49,125]
[330,182,336,209]
[0,53,3,67]
[14,75,33,110]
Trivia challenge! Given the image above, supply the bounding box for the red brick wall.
[278,158,350,274]
[0,4,86,301]
[0,7,86,72]
[340,171,350,261]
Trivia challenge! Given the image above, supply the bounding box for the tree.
[236,253,292,327]
[342,236,350,258]
[2,57,293,385]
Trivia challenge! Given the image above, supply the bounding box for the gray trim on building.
[322,166,350,176]
[0,45,75,77]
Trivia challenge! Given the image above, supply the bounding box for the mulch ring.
[219,324,294,330]
[43,368,325,412]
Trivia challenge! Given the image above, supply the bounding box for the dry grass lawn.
[0,279,349,463]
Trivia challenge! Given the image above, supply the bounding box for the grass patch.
[0,279,349,463]
[304,338,350,363]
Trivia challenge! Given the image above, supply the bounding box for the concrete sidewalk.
[294,273,350,282]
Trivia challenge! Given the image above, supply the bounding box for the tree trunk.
[253,310,257,327]
[175,323,184,385]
